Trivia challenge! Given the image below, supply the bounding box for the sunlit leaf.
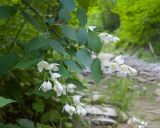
[62,25,77,41]
[76,7,87,26]
[60,0,75,12]
[91,58,103,84]
[76,48,92,68]
[49,40,66,54]
[0,96,15,108]
[64,59,82,73]
[26,37,50,52]
[59,8,71,22]
[87,31,102,53]
[77,28,88,45]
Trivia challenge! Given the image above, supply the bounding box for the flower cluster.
[127,116,148,128]
[37,60,86,116]
[98,54,137,77]
[64,95,86,116]
[99,32,120,45]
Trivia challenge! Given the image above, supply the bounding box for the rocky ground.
[82,54,160,128]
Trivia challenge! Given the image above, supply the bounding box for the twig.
[7,20,26,53]
[23,0,61,39]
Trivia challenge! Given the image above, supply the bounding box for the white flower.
[114,55,124,65]
[108,62,119,73]
[64,104,76,116]
[99,32,120,45]
[39,81,52,92]
[67,83,76,93]
[112,37,120,43]
[51,73,61,81]
[73,95,81,105]
[76,105,86,116]
[54,80,64,96]
[117,64,129,77]
[88,25,96,31]
[46,63,59,71]
[128,66,137,76]
[37,60,49,72]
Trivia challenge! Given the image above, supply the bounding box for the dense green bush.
[113,0,160,54]
[0,0,103,127]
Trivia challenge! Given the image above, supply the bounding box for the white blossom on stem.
[88,25,96,31]
[76,105,86,116]
[51,73,61,81]
[64,104,76,116]
[37,60,49,72]
[39,81,52,92]
[114,55,124,65]
[46,63,59,71]
[108,62,119,73]
[73,95,82,105]
[54,80,64,96]
[67,83,76,93]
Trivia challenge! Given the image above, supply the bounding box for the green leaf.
[66,78,87,90]
[17,119,35,128]
[0,53,19,76]
[77,28,88,45]
[76,7,87,26]
[58,62,70,79]
[60,0,75,12]
[87,31,102,53]
[15,58,40,69]
[59,8,71,22]
[32,99,44,113]
[0,5,17,19]
[49,40,66,54]
[41,109,61,123]
[76,48,92,68]
[62,25,77,41]
[64,60,82,73]
[91,58,103,84]
[26,37,49,52]
[0,96,15,108]
[22,11,41,30]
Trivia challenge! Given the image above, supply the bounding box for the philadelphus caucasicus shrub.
[37,29,137,117]
[37,60,86,116]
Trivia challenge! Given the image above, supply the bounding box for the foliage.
[107,78,134,111]
[113,0,160,54]
[0,0,103,127]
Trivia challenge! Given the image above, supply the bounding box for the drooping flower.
[117,64,129,77]
[99,32,120,45]
[37,60,49,72]
[67,83,76,93]
[128,66,137,76]
[64,104,76,116]
[76,105,86,116]
[39,81,52,92]
[88,25,96,31]
[108,62,119,73]
[46,63,59,71]
[51,73,61,81]
[73,95,82,105]
[54,80,64,96]
[114,55,124,65]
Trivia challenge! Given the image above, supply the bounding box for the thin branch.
[23,0,61,39]
[7,20,26,53]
